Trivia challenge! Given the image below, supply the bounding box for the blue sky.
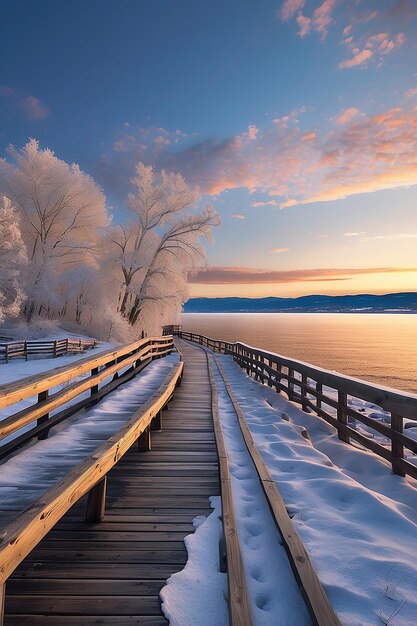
[1,0,417,297]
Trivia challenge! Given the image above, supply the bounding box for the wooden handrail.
[178,330,417,480]
[0,360,183,587]
[0,336,175,457]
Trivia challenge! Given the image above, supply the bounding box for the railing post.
[37,390,50,440]
[301,374,308,411]
[337,391,349,443]
[85,476,107,523]
[53,340,57,358]
[138,426,151,451]
[391,413,405,476]
[91,367,99,396]
[288,368,294,399]
[5,343,8,363]
[316,382,322,411]
[24,340,28,361]
[151,410,163,431]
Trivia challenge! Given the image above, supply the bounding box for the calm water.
[181,313,417,393]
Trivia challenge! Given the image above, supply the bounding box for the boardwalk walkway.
[4,341,218,625]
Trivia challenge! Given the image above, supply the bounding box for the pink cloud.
[339,48,373,69]
[279,0,305,22]
[104,104,417,209]
[252,200,277,207]
[188,266,417,285]
[296,14,311,37]
[279,0,335,40]
[271,247,289,253]
[231,214,246,219]
[335,108,360,125]
[301,130,317,141]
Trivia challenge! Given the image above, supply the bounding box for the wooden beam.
[137,426,151,451]
[85,476,107,523]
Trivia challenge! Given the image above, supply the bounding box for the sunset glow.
[1,0,417,299]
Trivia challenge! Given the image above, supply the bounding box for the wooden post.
[65,337,69,354]
[337,391,349,443]
[5,343,8,364]
[53,340,57,358]
[391,413,405,476]
[24,340,28,361]
[288,368,294,399]
[91,367,99,396]
[301,374,308,411]
[137,426,151,451]
[316,382,322,410]
[37,390,50,440]
[151,410,162,431]
[0,582,5,626]
[85,476,107,523]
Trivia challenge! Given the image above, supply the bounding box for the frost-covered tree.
[0,196,28,322]
[0,139,108,320]
[110,163,219,333]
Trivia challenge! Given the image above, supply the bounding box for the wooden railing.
[162,324,181,336]
[0,335,175,459]
[177,330,417,480]
[0,337,98,362]
[0,343,183,620]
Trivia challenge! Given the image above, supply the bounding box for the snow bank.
[210,355,312,626]
[216,354,417,625]
[160,496,228,626]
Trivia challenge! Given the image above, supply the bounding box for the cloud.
[188,266,417,285]
[0,86,49,120]
[406,87,417,98]
[339,48,373,69]
[101,103,417,208]
[231,214,246,219]
[280,0,336,39]
[343,232,366,237]
[252,200,277,207]
[335,108,360,125]
[279,0,305,22]
[271,247,289,253]
[22,96,49,120]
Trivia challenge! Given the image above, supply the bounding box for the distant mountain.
[183,293,417,313]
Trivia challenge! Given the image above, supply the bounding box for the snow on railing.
[0,335,175,459]
[178,330,417,480]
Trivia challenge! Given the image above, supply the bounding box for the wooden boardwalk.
[3,341,219,625]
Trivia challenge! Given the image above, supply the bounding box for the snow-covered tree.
[0,196,28,322]
[0,139,108,320]
[110,163,219,333]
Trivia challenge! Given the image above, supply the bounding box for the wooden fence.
[177,330,417,480]
[0,338,98,363]
[0,335,175,459]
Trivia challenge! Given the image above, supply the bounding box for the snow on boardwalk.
[212,350,417,626]
[0,352,180,518]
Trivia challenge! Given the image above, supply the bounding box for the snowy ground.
[0,352,180,518]
[212,353,417,625]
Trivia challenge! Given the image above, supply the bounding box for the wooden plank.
[4,616,168,626]
[5,596,161,615]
